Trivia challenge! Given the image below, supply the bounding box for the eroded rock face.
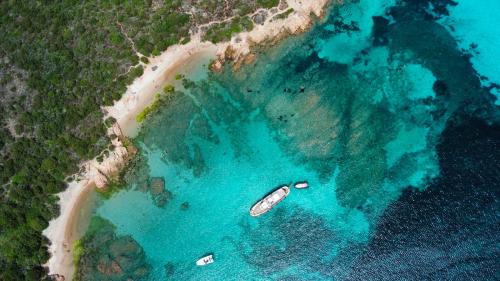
[210,59,223,72]
[76,217,150,281]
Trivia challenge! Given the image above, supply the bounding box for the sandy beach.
[42,1,330,279]
[42,181,96,281]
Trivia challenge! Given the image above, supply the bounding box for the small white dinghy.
[294,181,309,189]
[196,254,214,266]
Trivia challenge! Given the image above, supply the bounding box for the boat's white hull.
[294,182,309,189]
[196,255,214,266]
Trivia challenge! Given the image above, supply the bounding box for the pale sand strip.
[43,1,330,280]
[42,181,95,281]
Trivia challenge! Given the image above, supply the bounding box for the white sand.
[42,181,94,281]
[43,1,330,280]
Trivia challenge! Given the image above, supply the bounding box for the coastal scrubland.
[203,16,255,43]
[0,0,285,279]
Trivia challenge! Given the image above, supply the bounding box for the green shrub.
[203,16,254,43]
[73,239,85,266]
[257,0,280,9]
[164,84,175,93]
[131,65,144,78]
[276,8,294,20]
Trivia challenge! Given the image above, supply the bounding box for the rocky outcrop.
[76,123,136,189]
[212,0,330,72]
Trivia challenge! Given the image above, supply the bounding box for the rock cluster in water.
[149,177,173,208]
[122,154,173,207]
[75,217,150,281]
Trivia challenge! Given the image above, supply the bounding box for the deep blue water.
[79,1,499,280]
[345,117,500,280]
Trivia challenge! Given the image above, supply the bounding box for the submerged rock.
[150,177,165,196]
[164,262,175,277]
[154,190,173,207]
[75,217,151,281]
[97,258,122,276]
[180,202,190,210]
[149,177,173,207]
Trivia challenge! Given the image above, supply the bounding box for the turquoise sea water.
[80,1,500,280]
[439,0,500,105]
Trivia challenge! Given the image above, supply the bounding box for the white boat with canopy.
[250,185,290,217]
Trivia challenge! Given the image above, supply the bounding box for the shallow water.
[80,1,500,280]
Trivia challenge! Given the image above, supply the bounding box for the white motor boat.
[294,181,309,189]
[196,254,214,266]
[250,185,290,217]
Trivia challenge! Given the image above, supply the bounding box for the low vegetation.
[203,16,255,43]
[258,0,280,9]
[73,239,85,267]
[276,8,295,20]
